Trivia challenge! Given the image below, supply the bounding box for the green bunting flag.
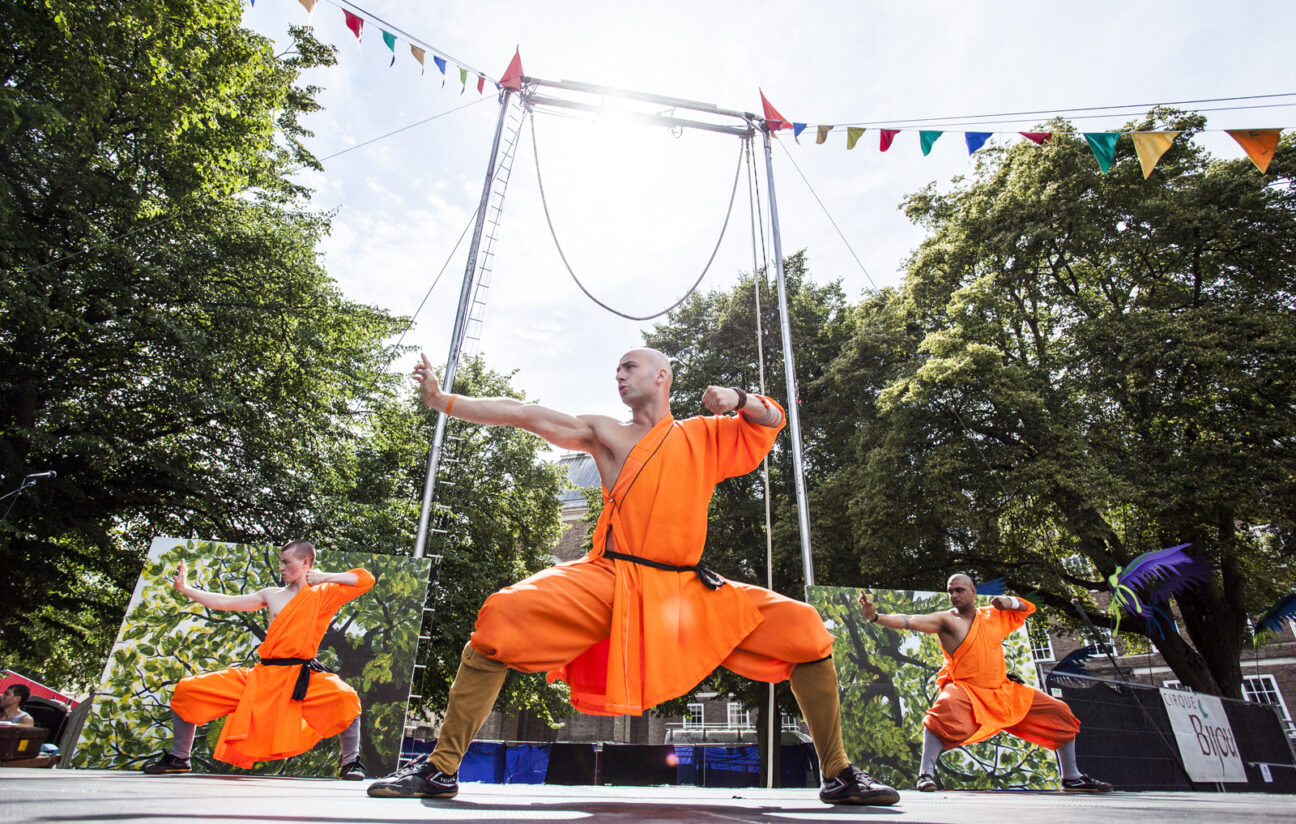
[1085,132,1120,173]
[919,131,943,156]
[459,67,468,94]
[846,127,865,150]
[382,30,396,66]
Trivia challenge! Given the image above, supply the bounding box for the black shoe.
[339,759,366,781]
[366,755,458,799]
[1062,774,1113,793]
[819,764,900,806]
[141,752,191,774]
[916,772,938,792]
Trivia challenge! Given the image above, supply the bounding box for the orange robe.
[170,568,375,768]
[923,601,1079,750]
[469,401,835,716]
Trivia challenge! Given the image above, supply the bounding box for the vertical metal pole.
[760,124,815,591]
[413,90,514,558]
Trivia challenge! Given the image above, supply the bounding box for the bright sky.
[244,0,1296,423]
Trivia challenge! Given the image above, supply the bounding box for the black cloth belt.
[259,657,333,701]
[603,549,727,590]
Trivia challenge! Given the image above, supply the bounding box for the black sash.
[259,657,332,701]
[603,549,727,591]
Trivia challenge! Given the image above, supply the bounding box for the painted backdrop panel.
[74,537,429,776]
[810,586,1060,790]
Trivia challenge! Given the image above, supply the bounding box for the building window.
[727,702,752,730]
[780,712,798,731]
[1161,680,1192,692]
[683,702,704,729]
[1030,635,1055,663]
[1243,674,1295,736]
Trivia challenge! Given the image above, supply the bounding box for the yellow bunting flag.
[410,45,426,74]
[1227,129,1281,174]
[1130,131,1181,178]
[298,0,317,20]
[846,127,865,150]
[816,125,833,145]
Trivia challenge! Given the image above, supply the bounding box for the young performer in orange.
[369,348,898,806]
[859,574,1112,792]
[142,541,374,778]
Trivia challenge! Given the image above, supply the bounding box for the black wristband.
[870,612,880,623]
[730,387,748,414]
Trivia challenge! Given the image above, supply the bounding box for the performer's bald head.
[282,540,316,567]
[947,573,975,590]
[618,348,673,399]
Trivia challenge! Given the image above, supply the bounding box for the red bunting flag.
[477,74,485,93]
[499,49,524,92]
[1020,132,1053,145]
[343,10,363,45]
[879,129,899,152]
[1227,129,1281,173]
[760,91,791,131]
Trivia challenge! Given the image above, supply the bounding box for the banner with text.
[1159,688,1247,783]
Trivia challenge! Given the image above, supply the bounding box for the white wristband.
[1007,596,1021,610]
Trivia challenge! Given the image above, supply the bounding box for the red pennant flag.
[1020,132,1053,145]
[879,129,899,152]
[343,10,363,44]
[477,74,485,94]
[760,91,791,131]
[499,49,524,92]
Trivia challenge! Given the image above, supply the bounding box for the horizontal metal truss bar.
[526,76,754,122]
[525,95,753,137]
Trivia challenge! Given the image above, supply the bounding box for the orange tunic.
[925,602,1038,747]
[470,401,835,716]
[170,568,375,768]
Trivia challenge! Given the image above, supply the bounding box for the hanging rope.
[528,114,748,321]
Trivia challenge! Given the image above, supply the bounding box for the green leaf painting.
[73,537,429,777]
[811,586,1059,790]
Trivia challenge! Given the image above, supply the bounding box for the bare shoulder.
[577,414,634,449]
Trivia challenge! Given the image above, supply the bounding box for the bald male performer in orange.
[860,574,1112,792]
[142,541,374,778]
[368,348,898,806]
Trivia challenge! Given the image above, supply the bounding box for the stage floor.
[0,770,1292,824]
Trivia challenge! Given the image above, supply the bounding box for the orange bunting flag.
[879,129,899,152]
[499,49,524,92]
[816,125,833,144]
[343,10,363,47]
[1130,131,1181,178]
[760,91,791,131]
[846,127,865,150]
[297,0,317,21]
[1020,132,1052,145]
[410,45,425,74]
[1227,129,1281,174]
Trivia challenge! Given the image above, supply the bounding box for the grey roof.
[557,452,601,508]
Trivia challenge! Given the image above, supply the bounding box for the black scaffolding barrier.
[1047,671,1296,793]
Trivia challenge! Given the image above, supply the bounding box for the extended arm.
[858,590,948,634]
[412,353,606,452]
[991,595,1031,612]
[171,561,267,612]
[701,386,783,428]
[306,569,359,586]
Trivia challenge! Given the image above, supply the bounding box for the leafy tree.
[0,2,410,690]
[407,357,570,725]
[822,111,1296,697]
[73,539,428,776]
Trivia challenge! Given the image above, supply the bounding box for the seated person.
[0,685,34,727]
